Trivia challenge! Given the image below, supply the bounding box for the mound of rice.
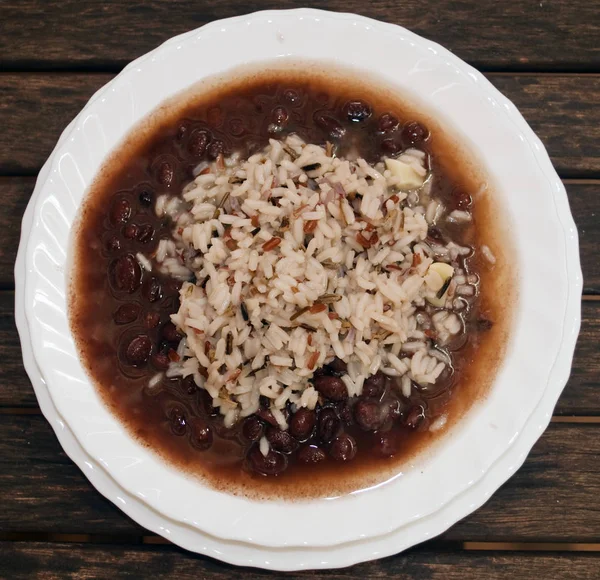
[149,135,484,429]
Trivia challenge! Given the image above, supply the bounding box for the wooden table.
[1,2,599,578]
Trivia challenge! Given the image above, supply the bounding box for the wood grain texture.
[1,542,599,579]
[2,0,600,71]
[0,177,32,288]
[1,414,599,541]
[489,76,600,178]
[1,74,599,177]
[569,180,600,294]
[2,292,599,412]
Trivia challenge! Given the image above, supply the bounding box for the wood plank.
[447,424,600,542]
[3,171,600,297]
[0,177,32,288]
[1,543,599,580]
[0,74,111,175]
[1,413,599,541]
[488,76,600,178]
[2,0,600,71]
[2,293,599,413]
[568,181,600,294]
[2,178,599,292]
[0,412,145,535]
[0,74,599,177]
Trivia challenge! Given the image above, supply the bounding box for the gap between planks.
[1,532,599,553]
[1,65,600,75]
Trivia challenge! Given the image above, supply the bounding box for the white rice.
[149,135,483,428]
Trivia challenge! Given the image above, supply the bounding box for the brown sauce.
[70,64,514,499]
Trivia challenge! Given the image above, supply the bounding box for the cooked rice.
[149,135,484,429]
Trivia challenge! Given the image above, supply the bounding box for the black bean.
[166,278,184,296]
[297,445,327,465]
[453,189,472,211]
[405,404,426,429]
[354,399,384,431]
[266,426,298,454]
[110,255,141,293]
[136,224,154,244]
[289,408,316,440]
[242,416,264,441]
[246,445,288,476]
[336,403,354,426]
[168,406,187,436]
[381,137,403,156]
[255,407,279,427]
[138,189,154,207]
[176,123,190,141]
[401,121,429,146]
[143,277,162,303]
[144,311,160,328]
[362,372,387,399]
[110,198,131,224]
[162,321,182,343]
[124,335,152,366]
[329,433,357,462]
[188,129,211,157]
[123,224,138,239]
[314,112,346,139]
[383,396,403,422]
[283,89,300,105]
[373,432,399,457]
[157,161,174,186]
[113,303,140,325]
[105,236,121,253]
[207,139,226,160]
[342,100,372,122]
[190,418,213,450]
[183,375,198,394]
[313,375,348,402]
[317,407,340,444]
[271,106,289,126]
[378,113,400,133]
[427,226,445,243]
[151,351,170,370]
[327,357,347,376]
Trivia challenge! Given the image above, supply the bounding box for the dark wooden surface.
[2,297,600,413]
[1,1,599,578]
[2,0,600,71]
[2,416,599,542]
[2,543,599,580]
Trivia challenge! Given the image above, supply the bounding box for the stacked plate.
[15,9,581,570]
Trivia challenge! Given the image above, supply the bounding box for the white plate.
[16,8,581,568]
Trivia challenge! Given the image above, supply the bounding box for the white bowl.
[16,8,581,570]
